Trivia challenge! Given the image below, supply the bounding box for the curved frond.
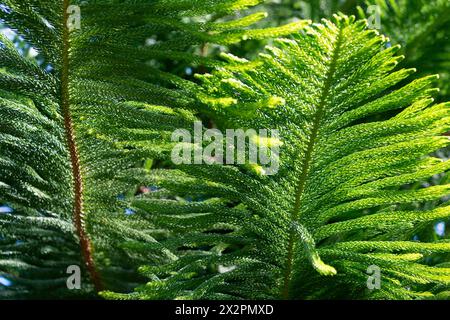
[0,0,296,298]
[115,15,450,300]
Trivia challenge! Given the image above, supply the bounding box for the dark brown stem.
[61,0,103,292]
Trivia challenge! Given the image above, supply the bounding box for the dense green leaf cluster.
[360,0,450,101]
[0,0,304,298]
[259,0,450,101]
[103,14,450,300]
[0,0,449,300]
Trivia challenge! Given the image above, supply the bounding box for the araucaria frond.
[0,0,303,298]
[109,14,450,300]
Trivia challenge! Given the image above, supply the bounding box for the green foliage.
[0,0,305,298]
[359,0,450,101]
[0,0,449,301]
[260,0,450,101]
[102,14,450,300]
[359,0,450,260]
[261,0,362,23]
